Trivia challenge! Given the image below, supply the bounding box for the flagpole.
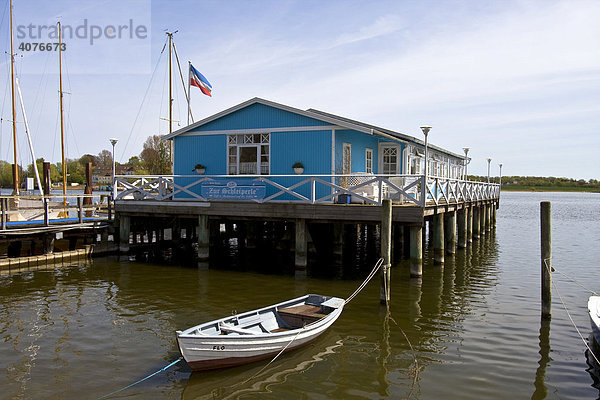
[187,61,191,126]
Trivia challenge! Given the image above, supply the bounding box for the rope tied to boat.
[543,259,600,365]
[345,258,384,304]
[97,356,182,399]
[545,258,598,296]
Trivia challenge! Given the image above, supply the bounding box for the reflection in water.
[6,192,598,399]
[585,335,600,397]
[378,309,391,398]
[182,336,344,400]
[532,317,551,400]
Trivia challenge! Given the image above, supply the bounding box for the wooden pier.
[114,174,500,277]
[0,194,116,274]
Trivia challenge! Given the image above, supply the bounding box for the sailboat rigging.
[9,0,18,194]
[58,21,67,205]
[7,0,43,196]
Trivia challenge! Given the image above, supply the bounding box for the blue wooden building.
[163,98,466,203]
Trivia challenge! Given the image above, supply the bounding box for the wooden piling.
[433,213,444,264]
[541,201,551,319]
[119,215,130,254]
[466,206,473,244]
[479,205,486,236]
[472,206,480,240]
[445,210,456,255]
[457,208,467,248]
[295,218,307,279]
[409,225,423,278]
[380,199,392,304]
[333,223,344,274]
[197,215,210,269]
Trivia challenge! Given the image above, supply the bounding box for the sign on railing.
[201,180,266,200]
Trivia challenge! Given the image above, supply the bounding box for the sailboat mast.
[9,0,19,195]
[168,32,173,136]
[166,31,174,174]
[58,21,67,205]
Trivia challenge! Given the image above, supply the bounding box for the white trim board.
[174,125,342,137]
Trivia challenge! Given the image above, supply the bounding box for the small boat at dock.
[589,296,600,346]
[176,294,345,371]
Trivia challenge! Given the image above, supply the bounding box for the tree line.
[469,175,600,190]
[0,135,170,188]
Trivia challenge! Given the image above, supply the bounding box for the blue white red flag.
[190,64,212,97]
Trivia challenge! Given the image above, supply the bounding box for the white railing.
[114,174,500,207]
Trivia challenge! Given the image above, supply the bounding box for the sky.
[0,0,598,179]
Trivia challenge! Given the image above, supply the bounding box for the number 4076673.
[18,42,66,51]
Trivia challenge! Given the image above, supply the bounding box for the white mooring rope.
[345,258,384,304]
[544,259,600,365]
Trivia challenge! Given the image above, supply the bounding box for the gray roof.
[163,97,465,160]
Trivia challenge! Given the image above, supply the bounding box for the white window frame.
[365,148,373,174]
[227,133,270,175]
[379,144,400,175]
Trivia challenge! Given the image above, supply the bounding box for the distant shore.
[501,186,599,193]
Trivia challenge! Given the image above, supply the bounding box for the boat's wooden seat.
[219,323,258,335]
[277,304,327,327]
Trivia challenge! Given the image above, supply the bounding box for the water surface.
[1,191,599,399]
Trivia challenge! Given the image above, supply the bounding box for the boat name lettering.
[212,345,225,351]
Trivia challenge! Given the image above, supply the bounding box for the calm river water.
[1,191,599,399]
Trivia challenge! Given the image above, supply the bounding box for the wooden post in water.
[445,210,456,255]
[472,206,480,240]
[295,218,307,279]
[479,205,486,236]
[380,199,392,304]
[409,225,423,277]
[457,208,467,248]
[433,213,444,264]
[197,215,210,269]
[333,223,344,274]
[541,201,552,319]
[467,206,473,244]
[119,215,130,255]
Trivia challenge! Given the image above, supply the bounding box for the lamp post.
[499,163,503,187]
[110,138,118,200]
[463,147,470,180]
[487,158,492,183]
[420,126,431,206]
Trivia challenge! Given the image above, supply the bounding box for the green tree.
[140,135,171,174]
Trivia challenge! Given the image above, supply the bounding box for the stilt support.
[295,219,307,279]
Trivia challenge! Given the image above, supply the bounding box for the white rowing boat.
[589,296,600,345]
[176,294,345,371]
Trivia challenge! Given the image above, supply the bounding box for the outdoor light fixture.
[499,163,503,187]
[463,147,470,180]
[110,138,118,200]
[487,157,492,183]
[420,126,431,206]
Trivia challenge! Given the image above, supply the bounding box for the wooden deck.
[115,200,426,224]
